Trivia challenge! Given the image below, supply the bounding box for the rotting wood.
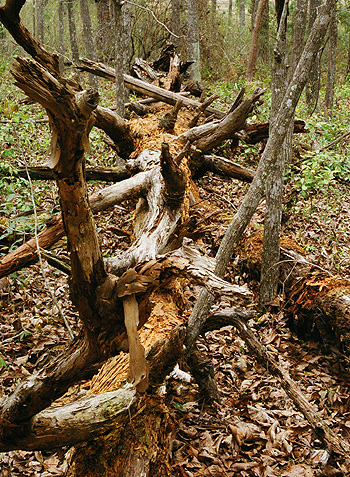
[204,308,350,458]
[236,231,350,352]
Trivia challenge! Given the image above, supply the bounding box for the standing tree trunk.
[171,0,181,47]
[258,0,269,63]
[58,0,64,74]
[238,0,246,30]
[324,2,337,118]
[305,0,321,113]
[113,0,129,117]
[36,0,44,43]
[187,0,336,351]
[96,0,114,62]
[289,0,308,75]
[80,0,98,89]
[66,0,80,65]
[228,0,233,25]
[187,0,201,82]
[260,0,293,305]
[246,0,267,82]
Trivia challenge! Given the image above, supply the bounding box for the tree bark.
[289,0,308,75]
[66,0,80,65]
[246,0,267,82]
[187,0,201,82]
[79,0,98,89]
[78,58,225,118]
[58,0,64,74]
[95,0,113,61]
[259,0,292,305]
[305,0,321,113]
[324,2,337,118]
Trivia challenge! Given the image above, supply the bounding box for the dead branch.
[77,58,225,119]
[13,165,130,182]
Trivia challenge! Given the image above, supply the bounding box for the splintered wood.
[89,280,186,394]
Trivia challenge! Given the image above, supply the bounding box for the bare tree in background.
[80,0,98,89]
[324,1,337,118]
[58,0,64,74]
[246,0,267,81]
[305,0,321,113]
[96,0,114,61]
[187,0,201,82]
[67,0,80,65]
[238,0,246,30]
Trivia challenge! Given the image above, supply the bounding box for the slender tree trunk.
[67,0,80,65]
[187,0,201,82]
[113,0,129,117]
[96,0,113,61]
[258,1,269,63]
[259,0,292,305]
[346,32,350,79]
[79,0,98,89]
[171,0,181,47]
[187,0,336,351]
[251,0,258,30]
[36,0,44,43]
[324,2,337,118]
[246,0,267,81]
[305,0,321,113]
[58,0,64,74]
[228,0,233,25]
[238,0,246,30]
[289,0,308,75]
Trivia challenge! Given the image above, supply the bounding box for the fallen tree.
[1,0,347,474]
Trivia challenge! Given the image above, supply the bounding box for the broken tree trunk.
[175,88,266,153]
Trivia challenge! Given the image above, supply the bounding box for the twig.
[126,1,180,38]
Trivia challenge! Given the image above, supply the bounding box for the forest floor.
[1,84,350,476]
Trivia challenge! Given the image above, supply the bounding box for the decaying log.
[78,58,226,119]
[204,308,350,458]
[188,93,219,128]
[13,165,130,182]
[237,231,350,352]
[0,240,249,452]
[191,153,254,183]
[242,119,308,144]
[0,170,152,279]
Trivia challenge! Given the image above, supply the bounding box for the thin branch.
[126,0,180,38]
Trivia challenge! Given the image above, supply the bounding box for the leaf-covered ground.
[1,82,350,476]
